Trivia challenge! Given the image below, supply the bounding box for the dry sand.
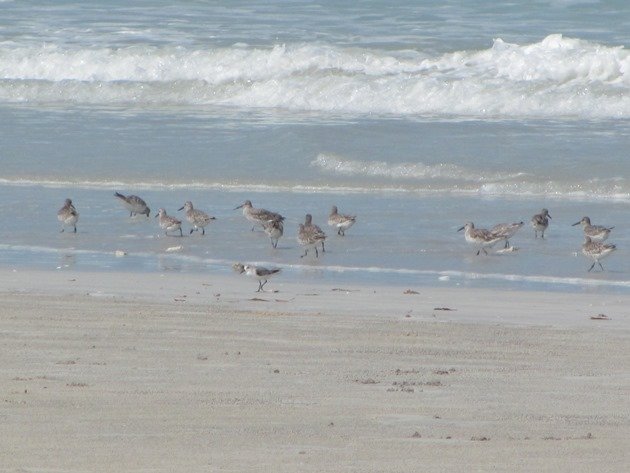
[0,268,628,472]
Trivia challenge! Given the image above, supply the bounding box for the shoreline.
[1,268,629,471]
[1,267,629,327]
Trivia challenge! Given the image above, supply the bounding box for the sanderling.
[490,221,524,248]
[572,216,614,242]
[297,223,327,258]
[234,200,284,231]
[262,216,284,249]
[458,222,504,255]
[581,236,616,272]
[328,205,356,236]
[233,262,281,292]
[305,213,326,253]
[114,192,151,218]
[57,198,79,233]
[155,208,183,237]
[178,201,215,235]
[531,208,551,239]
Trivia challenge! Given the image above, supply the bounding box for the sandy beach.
[1,267,629,472]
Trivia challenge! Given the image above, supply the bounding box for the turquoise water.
[1,1,629,292]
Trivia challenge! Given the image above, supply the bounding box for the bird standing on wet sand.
[328,205,356,236]
[57,198,79,233]
[490,221,524,248]
[155,208,182,236]
[235,200,284,231]
[298,223,327,258]
[233,262,281,292]
[458,222,504,255]
[305,213,326,253]
[572,216,613,242]
[178,201,215,235]
[581,236,616,272]
[531,208,551,239]
[262,216,284,249]
[114,192,151,218]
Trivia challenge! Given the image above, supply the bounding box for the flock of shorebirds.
[57,195,617,291]
[459,208,617,273]
[57,192,357,292]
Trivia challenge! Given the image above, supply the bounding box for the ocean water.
[1,0,630,292]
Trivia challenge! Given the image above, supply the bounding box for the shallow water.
[1,1,629,293]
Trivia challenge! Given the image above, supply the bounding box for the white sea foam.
[2,172,630,202]
[309,154,630,201]
[310,153,524,182]
[0,35,628,118]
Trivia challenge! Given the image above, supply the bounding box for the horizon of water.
[1,0,630,293]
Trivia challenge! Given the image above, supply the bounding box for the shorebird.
[458,222,504,255]
[262,216,284,249]
[581,236,616,272]
[178,201,215,235]
[235,200,284,231]
[155,208,183,236]
[305,213,326,253]
[572,216,614,242]
[297,223,327,258]
[233,262,281,292]
[531,208,551,239]
[114,192,151,217]
[57,198,79,233]
[328,205,356,236]
[490,221,524,248]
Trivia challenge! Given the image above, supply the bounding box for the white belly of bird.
[337,219,355,230]
[58,213,78,225]
[160,219,180,232]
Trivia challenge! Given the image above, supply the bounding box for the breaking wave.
[0,34,628,119]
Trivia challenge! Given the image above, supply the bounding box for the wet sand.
[1,268,628,472]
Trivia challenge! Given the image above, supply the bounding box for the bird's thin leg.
[301,249,308,258]
[588,262,596,272]
[315,247,319,258]
[598,261,605,271]
[321,242,325,253]
[202,228,205,235]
